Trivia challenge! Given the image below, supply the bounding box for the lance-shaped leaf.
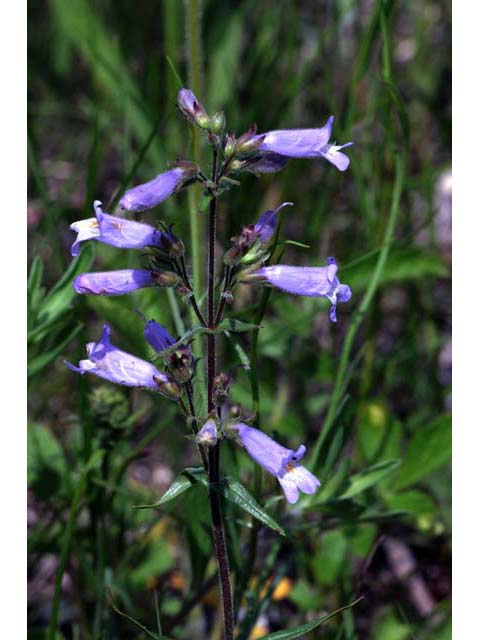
[217,318,260,333]
[340,459,401,499]
[136,467,286,536]
[257,597,363,639]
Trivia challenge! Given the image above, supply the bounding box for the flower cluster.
[66,87,354,505]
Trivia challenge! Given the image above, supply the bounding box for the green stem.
[48,451,103,639]
[311,153,405,472]
[185,0,204,329]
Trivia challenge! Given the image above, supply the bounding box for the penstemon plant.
[66,88,353,639]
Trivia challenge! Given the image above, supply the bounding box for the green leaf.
[258,597,363,639]
[27,256,45,314]
[28,424,68,498]
[217,318,259,333]
[340,459,401,499]
[157,325,211,357]
[224,330,251,370]
[137,468,286,535]
[395,415,451,490]
[208,11,244,107]
[385,490,436,517]
[312,530,348,585]
[280,240,311,249]
[36,244,94,330]
[342,246,448,292]
[134,472,195,509]
[219,476,286,536]
[28,322,83,377]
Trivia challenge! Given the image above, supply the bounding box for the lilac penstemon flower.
[120,163,197,212]
[73,269,158,296]
[254,116,353,172]
[70,201,164,256]
[65,324,180,399]
[246,257,352,322]
[233,423,320,504]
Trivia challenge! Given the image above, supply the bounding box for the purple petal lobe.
[120,168,185,211]
[320,142,353,171]
[73,269,156,296]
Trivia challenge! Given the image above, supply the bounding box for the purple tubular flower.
[254,116,353,171]
[144,318,176,352]
[234,423,320,504]
[65,324,168,390]
[254,202,293,243]
[70,201,163,257]
[252,257,352,322]
[73,269,156,296]
[120,168,186,212]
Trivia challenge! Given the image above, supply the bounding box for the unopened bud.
[224,133,236,158]
[213,372,232,406]
[154,271,182,288]
[177,88,210,129]
[210,111,225,134]
[196,418,218,446]
[153,375,182,401]
[165,345,194,383]
[157,226,185,259]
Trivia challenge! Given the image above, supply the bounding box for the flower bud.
[153,375,182,401]
[165,345,194,383]
[154,271,182,288]
[210,111,225,134]
[196,418,218,447]
[177,88,211,129]
[157,225,185,259]
[213,372,232,406]
[224,133,236,158]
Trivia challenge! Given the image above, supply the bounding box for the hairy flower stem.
[206,146,235,640]
[185,381,208,470]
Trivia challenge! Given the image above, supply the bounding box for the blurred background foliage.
[28,0,451,638]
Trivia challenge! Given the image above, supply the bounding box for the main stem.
[206,147,235,640]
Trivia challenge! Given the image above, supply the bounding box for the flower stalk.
[205,143,235,640]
